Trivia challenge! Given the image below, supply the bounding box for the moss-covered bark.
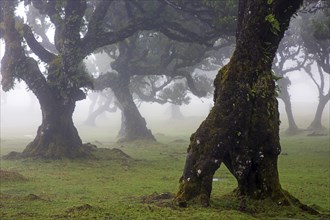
[176,0,306,208]
[21,95,90,159]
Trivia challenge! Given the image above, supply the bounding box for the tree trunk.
[176,0,303,207]
[111,75,155,142]
[21,95,90,159]
[307,94,329,135]
[170,104,184,119]
[277,79,300,134]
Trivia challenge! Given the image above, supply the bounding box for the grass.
[0,122,329,219]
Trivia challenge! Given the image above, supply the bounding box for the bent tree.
[0,0,159,159]
[176,0,305,207]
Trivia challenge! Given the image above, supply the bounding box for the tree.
[84,90,117,126]
[300,8,330,134]
[94,30,231,142]
[0,0,167,159]
[176,0,309,209]
[90,0,237,142]
[272,19,307,135]
[304,61,329,134]
[133,75,213,119]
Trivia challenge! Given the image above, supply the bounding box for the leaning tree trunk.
[111,75,155,142]
[307,94,329,135]
[277,80,300,134]
[21,94,90,159]
[176,0,304,207]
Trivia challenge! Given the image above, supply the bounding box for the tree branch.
[1,0,51,100]
[81,17,159,57]
[159,23,215,46]
[23,24,56,63]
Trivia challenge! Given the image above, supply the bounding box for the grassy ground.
[0,121,329,219]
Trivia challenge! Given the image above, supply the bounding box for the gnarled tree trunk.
[21,92,90,159]
[111,75,155,142]
[176,0,303,207]
[1,0,90,159]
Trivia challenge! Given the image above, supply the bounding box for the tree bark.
[176,0,303,207]
[20,92,90,159]
[111,75,155,142]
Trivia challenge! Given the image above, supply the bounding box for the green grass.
[0,129,329,219]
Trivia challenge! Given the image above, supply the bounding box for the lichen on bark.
[175,0,316,213]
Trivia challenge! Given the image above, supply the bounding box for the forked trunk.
[176,0,303,207]
[22,97,90,159]
[177,64,283,206]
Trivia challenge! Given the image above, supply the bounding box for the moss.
[176,176,201,207]
[265,14,281,35]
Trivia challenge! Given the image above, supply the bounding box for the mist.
[1,75,328,142]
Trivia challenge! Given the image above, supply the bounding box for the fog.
[0,3,329,144]
[1,74,329,142]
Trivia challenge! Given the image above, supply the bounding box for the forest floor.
[0,124,329,219]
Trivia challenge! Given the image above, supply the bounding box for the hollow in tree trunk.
[176,0,311,209]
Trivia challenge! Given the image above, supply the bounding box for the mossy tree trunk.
[22,93,89,159]
[176,0,303,207]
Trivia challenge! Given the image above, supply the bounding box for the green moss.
[265,14,281,35]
